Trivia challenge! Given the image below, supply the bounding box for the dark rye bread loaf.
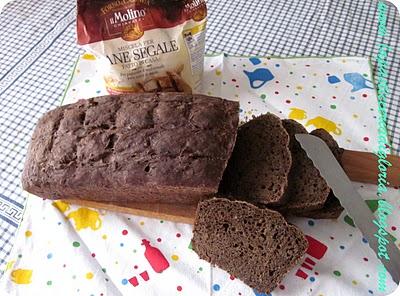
[192,198,308,294]
[299,129,344,219]
[22,93,239,204]
[277,120,330,213]
[219,113,291,205]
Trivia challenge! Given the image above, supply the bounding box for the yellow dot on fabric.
[207,92,212,96]
[5,261,15,271]
[353,114,358,118]
[235,94,239,98]
[313,73,317,76]
[215,70,222,76]
[352,280,358,285]
[296,85,303,90]
[102,234,107,240]
[342,59,347,63]
[86,272,94,280]
[171,255,179,261]
[140,221,144,226]
[346,139,351,143]
[25,231,32,237]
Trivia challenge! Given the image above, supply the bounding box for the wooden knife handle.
[342,150,400,187]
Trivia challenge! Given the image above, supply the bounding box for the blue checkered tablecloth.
[0,0,399,276]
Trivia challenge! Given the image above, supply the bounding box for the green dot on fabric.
[260,94,266,100]
[18,254,22,258]
[133,249,137,253]
[85,79,90,83]
[72,241,80,247]
[47,281,52,286]
[330,105,337,109]
[102,268,106,273]
[199,267,203,271]
[333,270,341,276]
[160,220,164,223]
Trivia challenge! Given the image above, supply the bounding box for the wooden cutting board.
[68,149,400,225]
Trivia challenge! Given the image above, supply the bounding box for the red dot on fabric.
[279,284,285,290]
[63,264,66,268]
[362,94,368,98]
[332,96,336,99]
[330,236,334,240]
[157,238,162,242]
[286,100,291,104]
[306,64,311,67]
[363,137,369,142]
[363,257,368,261]
[176,233,181,238]
[275,91,279,94]
[232,79,237,82]
[134,265,138,269]
[312,96,316,99]
[230,275,235,280]
[91,253,96,257]
[392,226,397,231]
[122,230,128,235]
[315,272,319,275]
[236,85,239,88]
[211,65,214,68]
[275,81,280,84]
[177,286,182,292]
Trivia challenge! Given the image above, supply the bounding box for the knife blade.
[295,133,400,285]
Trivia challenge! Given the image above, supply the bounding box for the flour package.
[77,0,207,94]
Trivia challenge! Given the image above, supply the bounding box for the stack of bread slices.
[192,113,344,294]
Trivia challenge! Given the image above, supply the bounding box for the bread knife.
[295,134,400,285]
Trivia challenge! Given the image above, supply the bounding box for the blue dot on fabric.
[368,290,373,294]
[122,279,128,285]
[212,284,220,291]
[120,243,124,247]
[310,276,315,282]
[362,238,368,243]
[275,64,280,67]
[249,57,262,65]
[253,289,270,296]
[308,220,315,226]
[350,96,356,100]
[328,75,341,84]
[47,253,53,259]
[340,245,345,250]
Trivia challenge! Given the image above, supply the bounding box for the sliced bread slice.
[192,198,308,294]
[299,129,344,219]
[299,192,343,219]
[277,120,330,213]
[219,113,292,205]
